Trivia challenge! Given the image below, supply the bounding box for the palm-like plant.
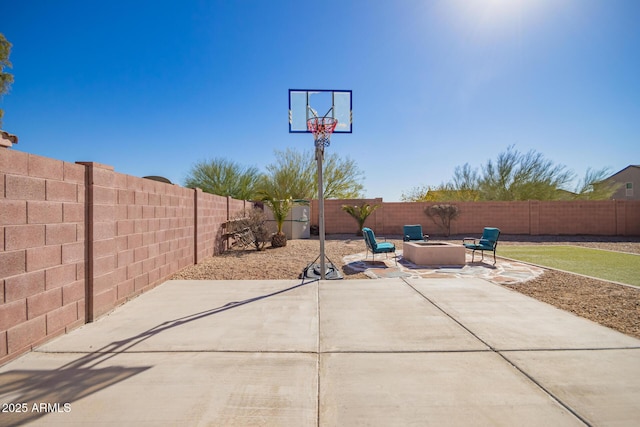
[257,160,296,248]
[263,196,292,247]
[342,203,380,236]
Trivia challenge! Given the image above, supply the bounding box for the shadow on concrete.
[0,365,150,426]
[0,278,316,426]
[464,261,498,269]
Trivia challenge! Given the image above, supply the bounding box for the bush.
[424,204,460,236]
[232,207,271,251]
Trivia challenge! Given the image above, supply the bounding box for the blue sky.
[2,0,639,201]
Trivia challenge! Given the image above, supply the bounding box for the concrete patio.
[1,278,639,426]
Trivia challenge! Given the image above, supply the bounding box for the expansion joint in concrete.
[401,277,593,427]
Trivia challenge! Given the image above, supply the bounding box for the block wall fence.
[0,149,248,365]
[312,198,640,236]
[2,149,639,365]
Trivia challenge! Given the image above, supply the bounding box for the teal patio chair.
[362,227,397,264]
[403,224,429,242]
[463,227,501,264]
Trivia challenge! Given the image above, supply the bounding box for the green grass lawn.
[497,245,640,287]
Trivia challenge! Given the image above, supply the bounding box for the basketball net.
[307,116,338,148]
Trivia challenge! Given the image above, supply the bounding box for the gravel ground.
[172,234,640,339]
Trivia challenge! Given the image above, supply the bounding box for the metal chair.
[463,227,501,264]
[362,227,397,264]
[403,224,429,242]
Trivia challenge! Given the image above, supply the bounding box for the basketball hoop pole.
[316,145,326,280]
[305,115,338,281]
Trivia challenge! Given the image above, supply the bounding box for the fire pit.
[402,241,466,266]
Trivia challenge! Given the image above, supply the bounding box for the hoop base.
[300,254,343,280]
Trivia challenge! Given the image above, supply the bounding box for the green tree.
[0,33,15,127]
[478,146,573,200]
[265,148,364,200]
[341,202,380,236]
[402,146,582,202]
[401,185,430,202]
[263,148,315,200]
[184,158,261,200]
[401,165,480,202]
[572,167,621,200]
[449,164,481,200]
[322,153,365,199]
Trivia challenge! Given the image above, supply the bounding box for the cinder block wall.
[225,197,248,252]
[3,147,639,365]
[80,162,197,320]
[453,202,531,235]
[314,199,640,236]
[194,192,247,262]
[621,200,640,235]
[1,151,86,364]
[1,150,247,365]
[312,198,384,235]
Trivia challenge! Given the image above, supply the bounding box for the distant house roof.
[0,130,18,147]
[608,165,640,178]
[143,175,173,184]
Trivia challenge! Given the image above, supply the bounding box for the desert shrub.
[424,204,460,236]
[232,207,271,251]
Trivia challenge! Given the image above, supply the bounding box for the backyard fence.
[0,149,248,365]
[313,198,640,237]
[2,147,640,365]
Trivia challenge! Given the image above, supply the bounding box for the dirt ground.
[172,235,640,340]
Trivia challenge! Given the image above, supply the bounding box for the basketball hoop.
[290,89,351,281]
[307,116,338,147]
